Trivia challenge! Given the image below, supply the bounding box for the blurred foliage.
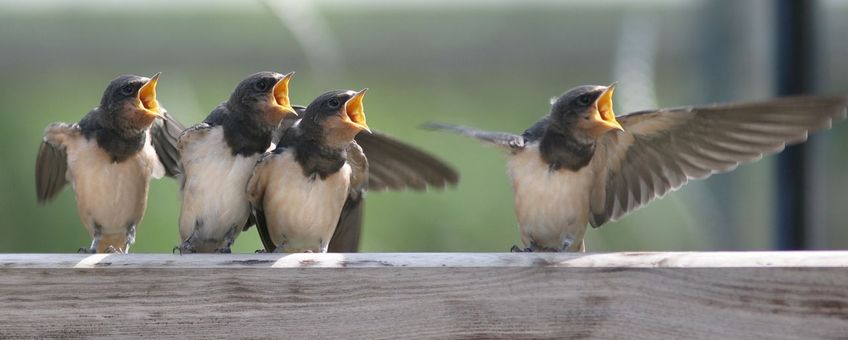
[0,2,846,253]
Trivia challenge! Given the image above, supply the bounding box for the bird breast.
[178,127,260,241]
[262,151,352,252]
[65,130,163,237]
[507,143,593,250]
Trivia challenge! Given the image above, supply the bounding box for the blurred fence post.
[775,0,817,250]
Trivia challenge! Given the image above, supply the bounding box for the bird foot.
[254,249,267,253]
[215,247,232,254]
[104,246,126,254]
[510,245,533,252]
[173,242,196,255]
[78,247,96,254]
[560,235,575,252]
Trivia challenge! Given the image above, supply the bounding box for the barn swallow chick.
[268,101,460,253]
[36,73,185,253]
[176,71,296,253]
[248,89,370,253]
[427,84,847,252]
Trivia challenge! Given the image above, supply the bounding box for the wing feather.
[150,110,186,178]
[355,131,458,192]
[35,123,80,204]
[589,95,848,227]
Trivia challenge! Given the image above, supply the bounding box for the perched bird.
[426,84,847,252]
[176,71,296,253]
[248,89,370,253]
[272,108,460,253]
[35,73,185,253]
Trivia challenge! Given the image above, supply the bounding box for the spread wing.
[328,142,368,252]
[355,131,459,191]
[589,95,848,227]
[35,123,81,204]
[150,110,186,178]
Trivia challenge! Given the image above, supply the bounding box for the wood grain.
[0,252,846,339]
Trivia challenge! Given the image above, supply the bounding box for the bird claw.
[215,247,232,254]
[173,242,196,255]
[510,245,533,253]
[255,249,267,253]
[105,245,126,254]
[78,247,96,254]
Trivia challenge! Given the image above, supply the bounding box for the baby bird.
[248,89,370,253]
[177,72,296,253]
[35,73,184,253]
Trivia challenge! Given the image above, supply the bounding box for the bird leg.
[174,230,198,255]
[560,235,575,252]
[214,225,240,254]
[78,231,102,253]
[271,241,288,253]
[122,223,136,253]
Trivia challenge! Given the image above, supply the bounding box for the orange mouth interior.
[272,72,295,112]
[138,73,161,116]
[344,89,369,131]
[594,84,622,132]
[596,84,616,124]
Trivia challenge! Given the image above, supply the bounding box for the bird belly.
[262,152,351,253]
[178,128,258,250]
[65,137,156,248]
[507,145,592,251]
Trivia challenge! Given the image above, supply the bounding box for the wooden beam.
[1,252,846,339]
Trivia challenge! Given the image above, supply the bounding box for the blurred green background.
[1,0,846,253]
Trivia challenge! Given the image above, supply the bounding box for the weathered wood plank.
[3,251,848,269]
[0,252,846,339]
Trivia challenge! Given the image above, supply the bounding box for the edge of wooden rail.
[2,251,847,269]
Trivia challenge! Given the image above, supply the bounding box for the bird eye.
[255,79,271,92]
[327,98,341,109]
[577,94,593,106]
[121,84,135,96]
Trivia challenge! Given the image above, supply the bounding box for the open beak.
[272,72,296,115]
[587,83,623,137]
[138,73,162,118]
[343,89,370,133]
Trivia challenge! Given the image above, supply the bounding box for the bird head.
[302,89,371,147]
[100,73,163,131]
[230,71,297,127]
[550,84,623,139]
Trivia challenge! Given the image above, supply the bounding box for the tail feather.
[421,122,525,150]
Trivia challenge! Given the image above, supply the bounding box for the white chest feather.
[64,131,162,235]
[262,151,351,252]
[507,144,593,249]
[179,127,260,240]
